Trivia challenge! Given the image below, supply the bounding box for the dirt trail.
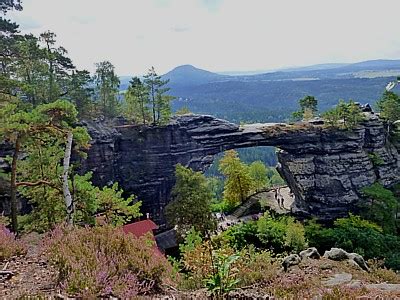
[0,233,57,298]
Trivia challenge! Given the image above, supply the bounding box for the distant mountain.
[162,64,227,86]
[162,59,400,123]
[118,59,400,123]
[280,63,349,72]
[342,59,400,70]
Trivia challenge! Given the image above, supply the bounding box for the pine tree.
[166,164,216,237]
[123,76,150,124]
[143,66,173,125]
[94,61,120,118]
[377,91,400,123]
[0,100,90,232]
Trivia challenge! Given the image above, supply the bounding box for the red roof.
[122,220,163,257]
[122,219,158,238]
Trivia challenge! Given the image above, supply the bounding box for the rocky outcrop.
[323,248,370,272]
[78,112,399,226]
[299,247,321,260]
[2,111,399,226]
[282,254,302,271]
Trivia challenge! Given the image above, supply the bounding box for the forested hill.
[119,59,400,123]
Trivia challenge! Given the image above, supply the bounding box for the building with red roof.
[122,219,158,239]
[122,219,163,256]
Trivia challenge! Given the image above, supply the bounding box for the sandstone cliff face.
[79,113,400,225]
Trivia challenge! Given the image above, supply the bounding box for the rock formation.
[77,111,399,225]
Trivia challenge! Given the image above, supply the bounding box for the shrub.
[368,259,400,284]
[205,251,240,297]
[306,215,400,271]
[216,221,261,250]
[285,218,308,253]
[256,213,287,252]
[179,231,279,291]
[304,218,336,253]
[44,225,173,298]
[235,247,279,286]
[0,224,27,261]
[257,212,307,253]
[322,99,364,129]
[361,183,399,234]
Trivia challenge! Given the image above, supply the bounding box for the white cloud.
[8,0,400,75]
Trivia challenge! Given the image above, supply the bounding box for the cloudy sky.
[8,0,400,76]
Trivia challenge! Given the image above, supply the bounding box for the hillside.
[157,60,400,123]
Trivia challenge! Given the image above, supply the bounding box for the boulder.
[323,248,369,272]
[299,247,321,260]
[282,254,301,272]
[323,248,349,261]
[348,252,370,272]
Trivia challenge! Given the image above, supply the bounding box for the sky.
[8,0,400,76]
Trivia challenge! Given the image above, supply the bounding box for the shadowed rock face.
[80,113,400,225]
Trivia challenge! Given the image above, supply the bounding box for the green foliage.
[122,76,151,124]
[376,91,400,123]
[219,150,254,206]
[71,172,100,225]
[284,218,308,253]
[0,100,90,232]
[216,221,261,250]
[208,176,224,204]
[179,227,203,254]
[361,183,399,234]
[368,152,384,166]
[95,182,142,227]
[166,164,216,237]
[94,61,120,118]
[143,66,174,125]
[292,95,318,121]
[257,212,307,253]
[322,107,340,127]
[322,99,364,129]
[305,214,400,270]
[210,200,238,214]
[248,160,269,191]
[268,168,286,187]
[205,251,240,298]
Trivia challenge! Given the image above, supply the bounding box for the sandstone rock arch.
[81,113,400,225]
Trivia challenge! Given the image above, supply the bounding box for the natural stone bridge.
[81,112,400,225]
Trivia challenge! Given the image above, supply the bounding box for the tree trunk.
[10,135,20,234]
[63,131,74,225]
[140,95,146,125]
[151,85,156,125]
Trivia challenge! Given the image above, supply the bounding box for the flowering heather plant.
[0,224,27,261]
[44,225,173,298]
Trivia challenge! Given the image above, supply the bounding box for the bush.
[178,231,279,291]
[368,259,400,284]
[235,247,279,286]
[44,225,173,298]
[257,213,307,253]
[205,251,240,297]
[361,183,399,234]
[216,221,261,250]
[285,218,308,253]
[0,225,27,261]
[305,215,400,271]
